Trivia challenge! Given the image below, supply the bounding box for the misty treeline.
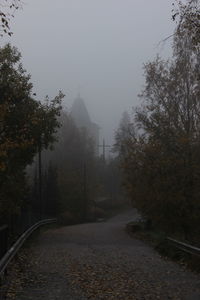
[0,43,123,233]
[36,112,123,225]
[115,0,200,242]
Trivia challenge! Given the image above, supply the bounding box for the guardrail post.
[0,225,8,260]
[0,273,5,300]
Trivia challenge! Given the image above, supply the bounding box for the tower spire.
[77,85,81,98]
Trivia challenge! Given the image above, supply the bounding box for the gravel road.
[6,209,200,300]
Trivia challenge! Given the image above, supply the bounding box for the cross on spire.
[98,139,110,163]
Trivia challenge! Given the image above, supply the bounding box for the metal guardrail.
[126,220,200,257]
[167,237,200,257]
[0,218,56,277]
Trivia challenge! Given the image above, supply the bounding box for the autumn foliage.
[115,3,200,241]
[0,44,63,222]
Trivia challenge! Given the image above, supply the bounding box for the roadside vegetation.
[115,0,200,246]
[0,43,64,229]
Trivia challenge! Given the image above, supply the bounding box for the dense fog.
[1,1,200,299]
[3,0,175,145]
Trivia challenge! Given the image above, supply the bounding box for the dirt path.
[6,209,200,300]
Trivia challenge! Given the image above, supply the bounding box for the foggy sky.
[3,0,175,147]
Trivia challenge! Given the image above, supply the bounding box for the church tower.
[71,94,99,155]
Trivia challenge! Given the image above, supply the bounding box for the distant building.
[71,94,99,155]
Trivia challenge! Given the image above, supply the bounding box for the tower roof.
[71,95,91,128]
